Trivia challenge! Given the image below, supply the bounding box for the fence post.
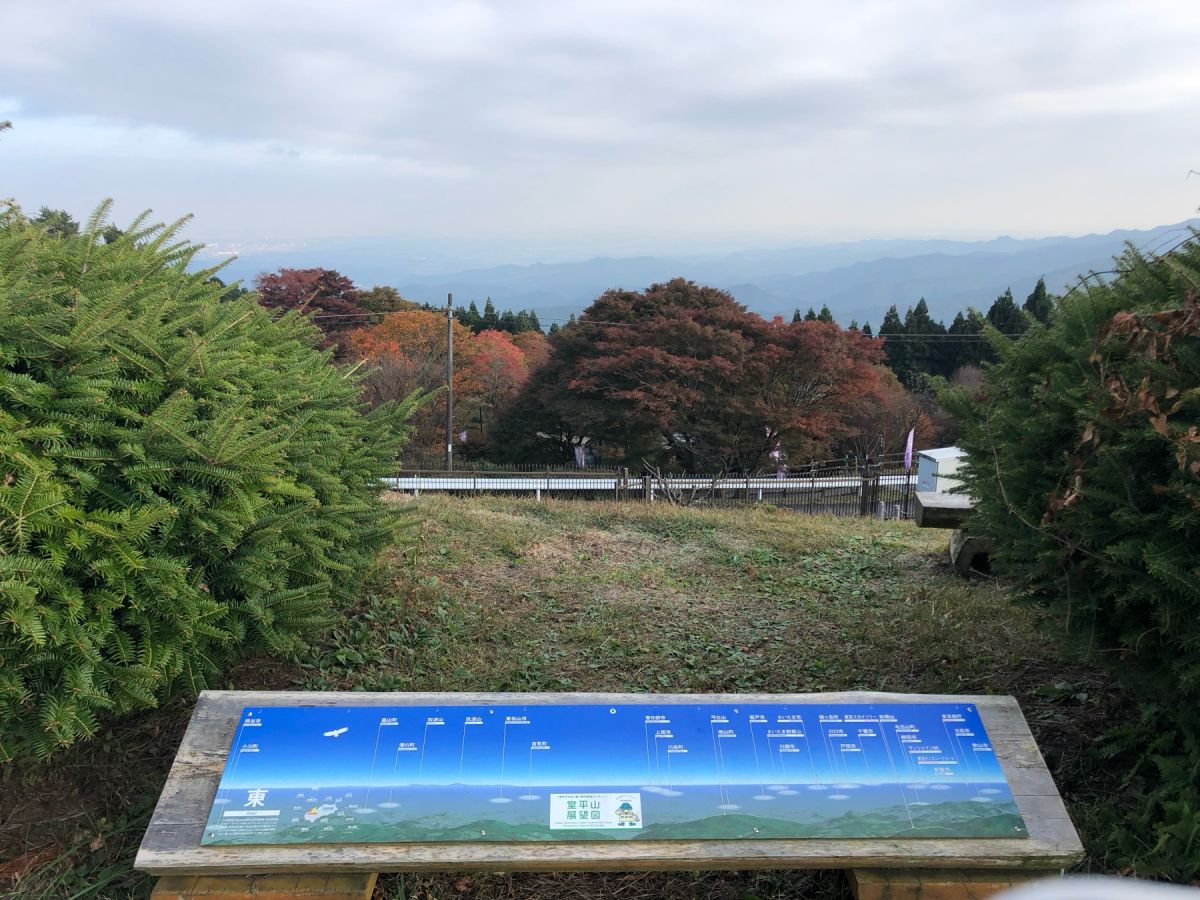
[642,474,653,503]
[859,464,882,517]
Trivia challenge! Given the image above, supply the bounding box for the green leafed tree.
[945,309,988,372]
[482,297,499,329]
[943,239,1200,880]
[0,201,421,760]
[1023,276,1053,324]
[903,298,949,378]
[30,207,80,238]
[878,304,911,383]
[358,285,417,324]
[205,274,251,302]
[985,287,1029,336]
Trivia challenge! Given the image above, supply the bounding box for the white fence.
[383,472,917,517]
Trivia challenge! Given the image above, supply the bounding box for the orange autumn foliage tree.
[350,311,538,453]
[458,330,529,439]
[349,307,473,369]
[350,309,473,454]
[511,330,551,371]
[836,367,938,460]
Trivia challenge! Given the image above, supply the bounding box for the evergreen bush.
[0,201,420,760]
[944,238,1200,880]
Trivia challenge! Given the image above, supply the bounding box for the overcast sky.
[2,0,1199,259]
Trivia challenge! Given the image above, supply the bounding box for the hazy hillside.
[205,219,1199,327]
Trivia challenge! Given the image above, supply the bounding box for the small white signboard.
[549,792,643,830]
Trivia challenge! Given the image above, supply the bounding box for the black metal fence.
[644,454,915,518]
[398,457,626,475]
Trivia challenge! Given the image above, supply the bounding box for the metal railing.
[386,455,917,519]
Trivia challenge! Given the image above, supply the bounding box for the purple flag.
[904,428,915,470]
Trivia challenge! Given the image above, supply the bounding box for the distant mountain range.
[202,219,1200,327]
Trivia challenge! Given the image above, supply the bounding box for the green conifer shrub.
[0,202,420,760]
[944,239,1200,880]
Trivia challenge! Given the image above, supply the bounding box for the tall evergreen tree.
[817,304,834,324]
[878,305,912,384]
[902,298,949,378]
[1024,277,1052,324]
[803,307,819,322]
[946,310,987,371]
[986,288,1029,336]
[30,207,79,237]
[205,275,251,303]
[482,297,499,329]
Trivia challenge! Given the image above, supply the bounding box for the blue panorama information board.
[201,702,1027,845]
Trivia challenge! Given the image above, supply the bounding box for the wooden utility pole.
[445,293,454,472]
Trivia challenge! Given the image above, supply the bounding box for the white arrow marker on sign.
[458,715,484,781]
[520,740,551,800]
[363,715,398,807]
[491,715,529,803]
[417,716,445,781]
[747,714,772,800]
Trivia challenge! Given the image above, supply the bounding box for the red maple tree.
[254,268,365,357]
[492,279,892,471]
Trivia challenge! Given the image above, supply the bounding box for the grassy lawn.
[0,497,1121,899]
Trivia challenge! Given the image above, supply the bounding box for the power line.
[279,308,1025,339]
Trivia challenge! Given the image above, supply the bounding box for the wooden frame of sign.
[137,691,1083,900]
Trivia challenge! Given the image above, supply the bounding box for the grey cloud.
[1,0,1198,248]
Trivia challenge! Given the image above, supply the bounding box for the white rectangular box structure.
[916,447,965,494]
